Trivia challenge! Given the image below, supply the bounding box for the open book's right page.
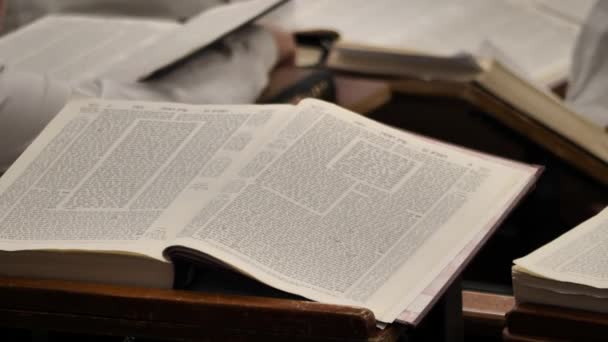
[173,99,540,323]
[514,207,608,289]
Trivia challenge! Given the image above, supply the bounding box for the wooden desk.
[463,290,514,339]
[504,303,608,342]
[0,276,512,341]
[0,279,513,341]
[0,277,404,341]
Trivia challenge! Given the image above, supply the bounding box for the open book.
[265,0,591,87]
[513,207,608,314]
[327,42,608,184]
[0,0,286,82]
[0,98,539,324]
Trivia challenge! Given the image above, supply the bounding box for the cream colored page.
[515,207,608,289]
[264,0,578,84]
[174,98,538,323]
[0,15,178,81]
[0,98,292,261]
[513,266,608,298]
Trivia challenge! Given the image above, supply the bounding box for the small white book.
[0,0,287,82]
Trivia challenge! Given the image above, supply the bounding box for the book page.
[515,207,608,289]
[172,98,539,323]
[103,0,287,82]
[0,15,178,81]
[264,0,578,85]
[0,99,292,261]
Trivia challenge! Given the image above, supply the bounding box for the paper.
[515,208,608,289]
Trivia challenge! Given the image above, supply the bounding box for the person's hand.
[268,27,296,67]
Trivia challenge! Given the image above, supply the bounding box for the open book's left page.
[0,98,293,261]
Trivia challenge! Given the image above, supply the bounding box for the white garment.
[0,23,278,172]
[566,0,608,129]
